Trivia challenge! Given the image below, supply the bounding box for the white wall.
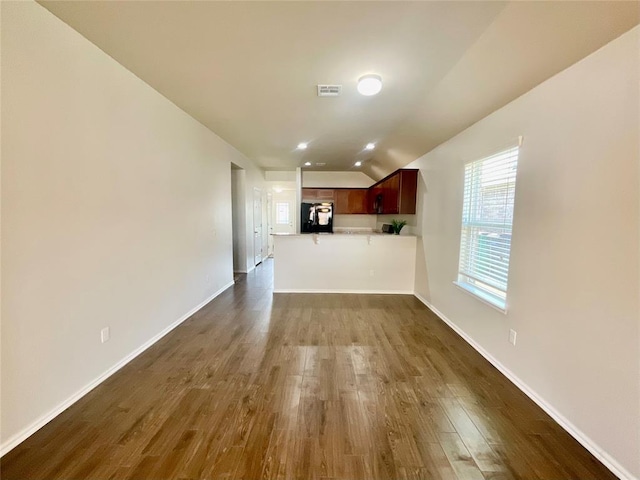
[0,1,263,452]
[408,27,639,479]
[302,171,374,188]
[265,170,296,183]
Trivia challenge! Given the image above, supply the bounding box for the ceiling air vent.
[317,85,342,97]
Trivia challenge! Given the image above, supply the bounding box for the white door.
[273,191,296,234]
[253,187,262,266]
[266,193,274,257]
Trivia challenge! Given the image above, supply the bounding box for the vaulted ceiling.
[40,1,638,180]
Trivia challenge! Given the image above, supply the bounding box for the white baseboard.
[273,288,414,294]
[0,281,234,457]
[413,292,637,480]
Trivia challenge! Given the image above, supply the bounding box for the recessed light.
[297,142,308,150]
[357,74,382,96]
[304,162,311,166]
[354,161,362,167]
[274,187,283,193]
[365,143,375,150]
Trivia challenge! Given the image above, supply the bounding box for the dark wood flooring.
[1,259,616,479]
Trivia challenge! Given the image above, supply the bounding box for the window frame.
[454,142,521,313]
[275,202,290,225]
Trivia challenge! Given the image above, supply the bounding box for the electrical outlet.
[369,269,375,277]
[101,327,110,344]
[509,329,517,346]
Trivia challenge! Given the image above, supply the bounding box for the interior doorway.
[230,164,247,273]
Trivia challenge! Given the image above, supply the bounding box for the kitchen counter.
[272,232,417,293]
[271,231,416,237]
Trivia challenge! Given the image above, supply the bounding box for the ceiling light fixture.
[304,162,311,166]
[365,143,375,150]
[297,142,308,150]
[354,161,362,167]
[357,74,382,96]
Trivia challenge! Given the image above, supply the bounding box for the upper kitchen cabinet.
[302,168,418,215]
[301,188,334,202]
[334,189,368,214]
[368,169,418,215]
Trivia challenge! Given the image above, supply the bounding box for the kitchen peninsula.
[272,232,416,293]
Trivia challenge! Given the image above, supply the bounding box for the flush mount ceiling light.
[365,143,376,150]
[304,162,311,166]
[354,161,362,167]
[297,142,308,150]
[357,74,382,96]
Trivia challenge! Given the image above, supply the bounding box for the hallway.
[1,260,615,479]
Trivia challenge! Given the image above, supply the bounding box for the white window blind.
[456,145,519,311]
[275,202,290,225]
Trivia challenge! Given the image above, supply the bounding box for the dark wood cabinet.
[397,169,418,214]
[301,188,315,201]
[368,187,382,214]
[334,189,368,214]
[367,169,418,215]
[302,188,334,202]
[382,174,400,213]
[303,169,418,215]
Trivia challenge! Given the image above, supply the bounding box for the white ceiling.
[40,1,639,180]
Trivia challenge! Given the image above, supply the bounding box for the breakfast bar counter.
[272,232,417,293]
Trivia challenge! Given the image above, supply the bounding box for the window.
[275,202,290,225]
[456,145,520,311]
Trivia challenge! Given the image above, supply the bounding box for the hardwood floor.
[1,259,616,480]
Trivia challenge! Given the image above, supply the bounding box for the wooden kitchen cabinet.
[382,174,400,213]
[303,188,367,213]
[315,189,335,201]
[303,169,417,215]
[368,186,383,214]
[367,169,418,214]
[301,188,315,201]
[301,188,334,202]
[334,189,368,214]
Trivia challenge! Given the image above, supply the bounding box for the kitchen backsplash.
[334,213,417,235]
[333,214,377,229]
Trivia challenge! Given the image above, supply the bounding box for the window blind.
[457,146,519,310]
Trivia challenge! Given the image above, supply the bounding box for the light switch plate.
[101,327,110,344]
